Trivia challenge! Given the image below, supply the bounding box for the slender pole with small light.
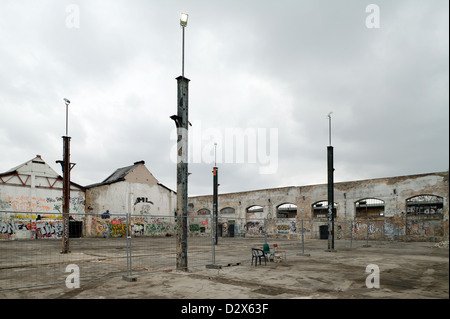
[64,98,70,136]
[180,13,188,77]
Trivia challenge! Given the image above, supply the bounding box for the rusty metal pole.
[173,76,189,270]
[61,135,71,253]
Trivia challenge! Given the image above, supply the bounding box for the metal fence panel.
[1,211,446,290]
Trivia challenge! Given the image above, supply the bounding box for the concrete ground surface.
[0,239,448,300]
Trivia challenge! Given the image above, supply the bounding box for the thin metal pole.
[366,221,370,246]
[350,220,353,249]
[328,112,332,146]
[213,166,218,245]
[211,213,215,264]
[126,213,131,276]
[182,26,185,77]
[264,218,267,244]
[301,219,305,254]
[65,103,68,137]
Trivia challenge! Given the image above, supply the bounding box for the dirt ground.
[1,239,448,300]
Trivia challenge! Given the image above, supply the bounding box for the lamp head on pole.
[64,98,70,106]
[180,13,188,27]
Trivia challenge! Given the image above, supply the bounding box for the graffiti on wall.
[134,197,154,214]
[145,218,175,236]
[220,207,235,215]
[0,219,63,239]
[0,220,29,237]
[110,223,127,237]
[276,220,297,234]
[0,195,84,214]
[197,208,211,215]
[245,221,263,234]
[91,214,176,238]
[9,196,50,212]
[189,224,200,232]
[37,221,63,238]
[406,220,442,236]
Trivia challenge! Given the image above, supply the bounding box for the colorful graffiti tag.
[0,219,63,239]
[276,220,297,234]
[245,221,263,234]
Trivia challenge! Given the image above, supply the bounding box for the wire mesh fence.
[0,211,446,290]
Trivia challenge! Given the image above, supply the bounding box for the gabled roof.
[0,155,85,190]
[102,162,142,184]
[86,160,150,188]
[0,155,49,177]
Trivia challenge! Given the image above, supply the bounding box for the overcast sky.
[1,0,448,196]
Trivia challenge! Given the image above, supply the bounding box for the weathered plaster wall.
[188,172,449,241]
[85,181,177,238]
[0,184,85,239]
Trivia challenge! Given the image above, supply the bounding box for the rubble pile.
[432,241,449,248]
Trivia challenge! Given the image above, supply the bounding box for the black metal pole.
[213,166,218,245]
[327,145,335,250]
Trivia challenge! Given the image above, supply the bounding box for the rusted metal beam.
[61,136,71,254]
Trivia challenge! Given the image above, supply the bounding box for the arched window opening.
[197,208,211,216]
[246,205,264,220]
[355,198,384,218]
[220,207,235,215]
[246,205,263,213]
[406,195,443,217]
[277,203,297,218]
[312,200,337,219]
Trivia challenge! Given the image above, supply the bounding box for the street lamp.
[64,98,70,136]
[180,13,188,27]
[180,13,188,77]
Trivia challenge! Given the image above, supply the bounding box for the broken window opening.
[312,200,337,219]
[355,198,384,218]
[276,203,297,218]
[406,195,443,218]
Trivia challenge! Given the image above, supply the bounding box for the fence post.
[297,219,310,256]
[264,218,267,244]
[123,213,137,281]
[350,220,353,249]
[301,219,305,254]
[363,220,371,247]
